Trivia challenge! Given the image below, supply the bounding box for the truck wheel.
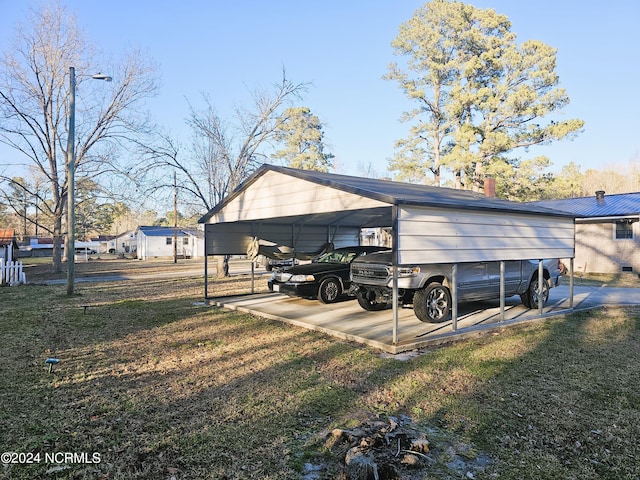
[520,275,549,309]
[356,291,387,311]
[414,283,451,323]
[318,278,341,304]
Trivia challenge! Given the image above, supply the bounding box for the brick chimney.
[595,190,605,202]
[483,175,496,197]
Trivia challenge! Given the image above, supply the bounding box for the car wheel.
[414,282,451,323]
[318,278,341,304]
[520,275,549,309]
[356,291,387,311]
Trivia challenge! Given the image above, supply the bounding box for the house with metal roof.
[532,190,640,274]
[136,226,204,260]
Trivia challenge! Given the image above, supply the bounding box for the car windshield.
[316,250,358,264]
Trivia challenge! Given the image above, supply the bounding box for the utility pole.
[66,67,76,296]
[66,67,111,295]
[173,170,178,263]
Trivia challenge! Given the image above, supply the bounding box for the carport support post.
[251,261,255,294]
[392,263,399,344]
[392,205,399,345]
[204,253,209,299]
[569,258,574,309]
[538,260,544,315]
[451,264,458,331]
[500,260,505,322]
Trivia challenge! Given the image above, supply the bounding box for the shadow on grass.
[384,307,640,479]
[1,305,367,478]
[2,273,640,479]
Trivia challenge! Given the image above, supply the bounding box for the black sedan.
[267,246,388,304]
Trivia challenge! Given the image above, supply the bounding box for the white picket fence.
[1,258,26,286]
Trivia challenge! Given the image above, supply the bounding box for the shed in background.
[0,228,19,262]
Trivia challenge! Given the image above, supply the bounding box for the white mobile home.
[101,231,137,255]
[136,226,204,260]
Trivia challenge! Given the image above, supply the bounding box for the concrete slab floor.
[211,286,583,354]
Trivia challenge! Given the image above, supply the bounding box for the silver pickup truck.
[350,251,562,323]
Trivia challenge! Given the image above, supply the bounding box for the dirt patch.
[22,257,206,282]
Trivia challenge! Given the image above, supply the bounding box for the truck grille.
[351,263,390,283]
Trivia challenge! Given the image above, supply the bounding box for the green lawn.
[1,259,639,479]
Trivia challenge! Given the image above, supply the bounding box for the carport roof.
[198,164,574,224]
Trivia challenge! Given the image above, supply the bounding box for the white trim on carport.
[199,164,577,347]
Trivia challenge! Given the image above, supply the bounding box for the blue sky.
[1,0,639,180]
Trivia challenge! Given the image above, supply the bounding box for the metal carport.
[198,165,576,345]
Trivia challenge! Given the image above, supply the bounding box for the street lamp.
[66,66,112,295]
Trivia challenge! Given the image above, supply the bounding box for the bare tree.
[139,72,306,211]
[135,131,215,217]
[0,171,52,240]
[0,3,158,272]
[137,72,306,275]
[187,72,308,206]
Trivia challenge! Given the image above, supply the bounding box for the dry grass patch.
[2,259,640,479]
[569,271,640,288]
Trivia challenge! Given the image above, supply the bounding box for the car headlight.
[397,266,420,277]
[290,274,315,283]
[273,272,292,282]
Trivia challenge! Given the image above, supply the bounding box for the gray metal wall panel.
[397,206,575,264]
[206,170,389,224]
[205,223,359,256]
[205,223,253,255]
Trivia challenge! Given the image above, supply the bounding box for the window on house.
[166,237,172,245]
[615,221,634,239]
[183,237,189,245]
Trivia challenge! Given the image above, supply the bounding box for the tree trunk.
[51,214,63,273]
[455,170,463,189]
[216,255,230,277]
[473,162,484,193]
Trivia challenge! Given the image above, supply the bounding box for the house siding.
[574,222,640,273]
[531,192,640,274]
